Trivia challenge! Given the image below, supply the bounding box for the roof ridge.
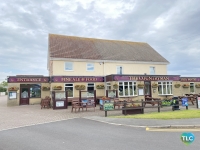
[49,33,147,44]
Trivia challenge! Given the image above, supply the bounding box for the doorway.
[20,85,30,105]
[144,81,152,98]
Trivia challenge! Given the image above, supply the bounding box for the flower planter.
[53,88,62,90]
[122,107,143,115]
[8,87,19,91]
[174,84,181,88]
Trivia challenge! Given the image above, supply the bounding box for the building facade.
[7,34,200,106]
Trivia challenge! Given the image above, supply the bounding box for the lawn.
[112,109,200,119]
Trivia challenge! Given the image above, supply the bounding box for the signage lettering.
[57,77,103,82]
[128,76,170,81]
[16,78,42,82]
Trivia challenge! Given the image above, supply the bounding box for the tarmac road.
[0,118,199,150]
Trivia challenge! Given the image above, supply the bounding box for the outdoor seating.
[114,98,123,109]
[71,100,83,112]
[41,96,51,109]
[84,99,95,111]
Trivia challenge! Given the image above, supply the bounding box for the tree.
[0,80,8,87]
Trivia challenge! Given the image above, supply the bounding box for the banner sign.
[182,97,188,106]
[8,77,49,83]
[52,76,104,82]
[113,75,180,81]
[180,77,200,82]
[104,102,114,111]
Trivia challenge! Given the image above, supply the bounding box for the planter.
[42,87,50,91]
[174,84,181,88]
[122,107,143,115]
[96,85,105,89]
[53,88,62,90]
[152,84,158,88]
[182,85,189,88]
[137,84,144,89]
[8,87,19,91]
[75,85,85,90]
[113,84,118,89]
[195,85,200,88]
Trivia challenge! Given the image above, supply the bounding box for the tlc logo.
[181,133,195,145]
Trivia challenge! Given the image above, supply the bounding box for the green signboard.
[161,99,172,106]
[104,102,114,111]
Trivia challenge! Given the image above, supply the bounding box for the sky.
[0,0,200,82]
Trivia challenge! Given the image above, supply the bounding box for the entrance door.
[144,81,152,98]
[20,87,30,105]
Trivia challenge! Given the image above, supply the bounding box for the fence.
[103,98,196,117]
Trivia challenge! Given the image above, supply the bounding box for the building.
[7,34,200,106]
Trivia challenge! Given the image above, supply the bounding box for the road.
[0,118,199,150]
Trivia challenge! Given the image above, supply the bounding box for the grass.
[111,109,200,120]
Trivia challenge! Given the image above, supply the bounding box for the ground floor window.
[158,81,172,95]
[87,83,95,97]
[190,83,194,93]
[106,82,111,90]
[119,82,137,97]
[30,84,41,98]
[65,84,73,97]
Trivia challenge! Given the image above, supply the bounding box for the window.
[87,83,95,97]
[65,84,73,97]
[119,82,137,97]
[150,67,155,75]
[65,62,73,71]
[117,66,123,74]
[190,83,194,93]
[87,63,94,71]
[30,84,41,98]
[158,82,172,95]
[106,82,111,90]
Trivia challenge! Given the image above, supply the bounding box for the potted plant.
[137,83,144,88]
[182,84,189,88]
[174,83,181,88]
[152,83,158,88]
[113,84,118,89]
[42,86,50,91]
[53,86,62,90]
[96,84,105,89]
[8,87,19,91]
[75,85,85,90]
[195,84,200,88]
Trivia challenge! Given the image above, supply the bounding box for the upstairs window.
[65,62,73,71]
[87,63,94,71]
[150,66,155,75]
[117,66,123,74]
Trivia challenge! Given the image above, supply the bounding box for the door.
[20,87,30,105]
[144,81,152,98]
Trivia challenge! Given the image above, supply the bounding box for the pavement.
[0,95,200,131]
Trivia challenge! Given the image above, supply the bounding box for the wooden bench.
[41,96,51,109]
[71,100,83,113]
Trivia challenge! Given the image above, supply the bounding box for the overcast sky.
[0,0,200,82]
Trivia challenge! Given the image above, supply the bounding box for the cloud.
[0,0,200,82]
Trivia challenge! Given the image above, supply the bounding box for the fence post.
[186,105,188,110]
[141,99,144,114]
[196,97,198,109]
[158,100,160,113]
[123,100,127,115]
[105,111,107,117]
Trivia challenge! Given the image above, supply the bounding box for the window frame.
[116,66,123,74]
[86,63,94,71]
[150,66,155,75]
[65,62,73,71]
[30,84,41,98]
[87,83,95,97]
[158,81,173,95]
[118,81,137,97]
[65,83,74,98]
[190,82,194,93]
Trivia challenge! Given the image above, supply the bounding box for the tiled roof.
[48,34,169,63]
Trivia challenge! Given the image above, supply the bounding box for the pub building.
[6,34,200,106]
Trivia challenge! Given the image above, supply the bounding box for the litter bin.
[172,96,180,111]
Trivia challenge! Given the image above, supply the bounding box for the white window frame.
[116,66,123,74]
[87,83,95,97]
[150,66,155,75]
[65,62,73,71]
[158,81,173,95]
[65,83,74,98]
[190,82,195,93]
[118,81,137,97]
[86,63,94,71]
